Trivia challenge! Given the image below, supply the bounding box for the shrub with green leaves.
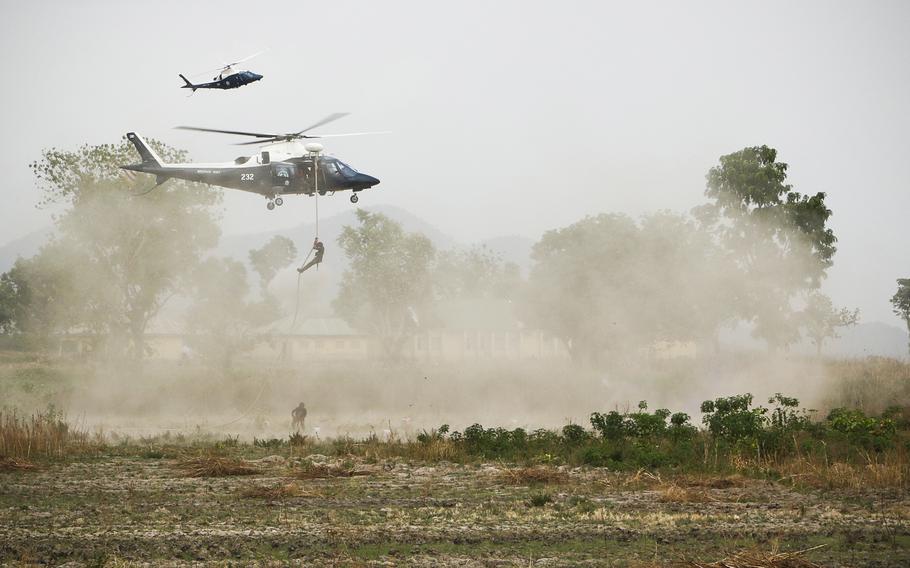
[826,408,896,451]
[700,394,767,446]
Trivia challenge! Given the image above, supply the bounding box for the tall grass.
[0,408,95,460]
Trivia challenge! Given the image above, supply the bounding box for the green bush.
[561,423,588,446]
[826,408,896,451]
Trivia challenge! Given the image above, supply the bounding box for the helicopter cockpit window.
[337,162,359,179]
[324,161,340,176]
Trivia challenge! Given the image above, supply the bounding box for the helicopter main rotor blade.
[231,131,390,145]
[175,126,279,138]
[225,49,268,67]
[186,49,267,77]
[313,131,392,138]
[234,138,285,146]
[294,113,350,136]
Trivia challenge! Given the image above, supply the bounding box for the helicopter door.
[271,164,293,190]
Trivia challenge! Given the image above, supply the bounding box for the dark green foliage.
[199,395,907,474]
[561,423,588,446]
[892,279,910,355]
[699,145,837,351]
[460,424,529,457]
[767,393,809,430]
[826,408,896,451]
[669,412,697,442]
[416,425,450,445]
[590,411,627,440]
[700,394,767,444]
[253,437,285,449]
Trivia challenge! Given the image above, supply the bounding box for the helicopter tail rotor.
[178,74,197,92]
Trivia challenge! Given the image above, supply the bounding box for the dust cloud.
[9,351,853,442]
[4,148,880,440]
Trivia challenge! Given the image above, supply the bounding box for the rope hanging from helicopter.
[213,188,319,431]
[289,156,321,330]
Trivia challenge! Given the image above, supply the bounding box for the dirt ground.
[2,455,908,566]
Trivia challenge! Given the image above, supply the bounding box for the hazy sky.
[1,0,908,324]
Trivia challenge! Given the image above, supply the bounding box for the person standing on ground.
[291,402,307,431]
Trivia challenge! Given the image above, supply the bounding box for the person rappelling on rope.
[297,237,325,273]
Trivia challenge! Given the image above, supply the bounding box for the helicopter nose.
[252,73,263,81]
[358,174,380,188]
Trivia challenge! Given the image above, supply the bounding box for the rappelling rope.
[289,189,320,329]
[211,187,322,431]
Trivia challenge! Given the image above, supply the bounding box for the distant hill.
[721,320,909,360]
[825,321,909,360]
[0,227,54,272]
[478,235,535,274]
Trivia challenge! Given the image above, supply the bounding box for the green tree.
[433,244,521,301]
[801,292,859,356]
[523,214,640,364]
[334,210,435,359]
[248,235,298,291]
[636,211,736,348]
[28,138,221,360]
[0,275,12,334]
[0,243,89,340]
[697,145,837,351]
[185,257,279,373]
[523,212,726,364]
[892,278,910,355]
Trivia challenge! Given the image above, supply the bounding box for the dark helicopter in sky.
[178,50,265,92]
[120,113,381,209]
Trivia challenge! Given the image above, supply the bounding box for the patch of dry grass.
[624,471,742,502]
[689,476,745,489]
[0,456,37,472]
[658,483,713,503]
[175,455,260,478]
[680,544,827,568]
[292,462,373,480]
[0,409,95,460]
[498,466,569,486]
[410,439,460,462]
[239,482,308,499]
[624,468,664,488]
[774,456,908,491]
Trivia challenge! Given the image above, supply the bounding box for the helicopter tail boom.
[178,74,198,92]
[125,132,165,168]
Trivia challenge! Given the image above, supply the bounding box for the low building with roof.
[252,316,372,361]
[405,298,570,361]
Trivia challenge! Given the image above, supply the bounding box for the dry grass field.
[1,354,909,565]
